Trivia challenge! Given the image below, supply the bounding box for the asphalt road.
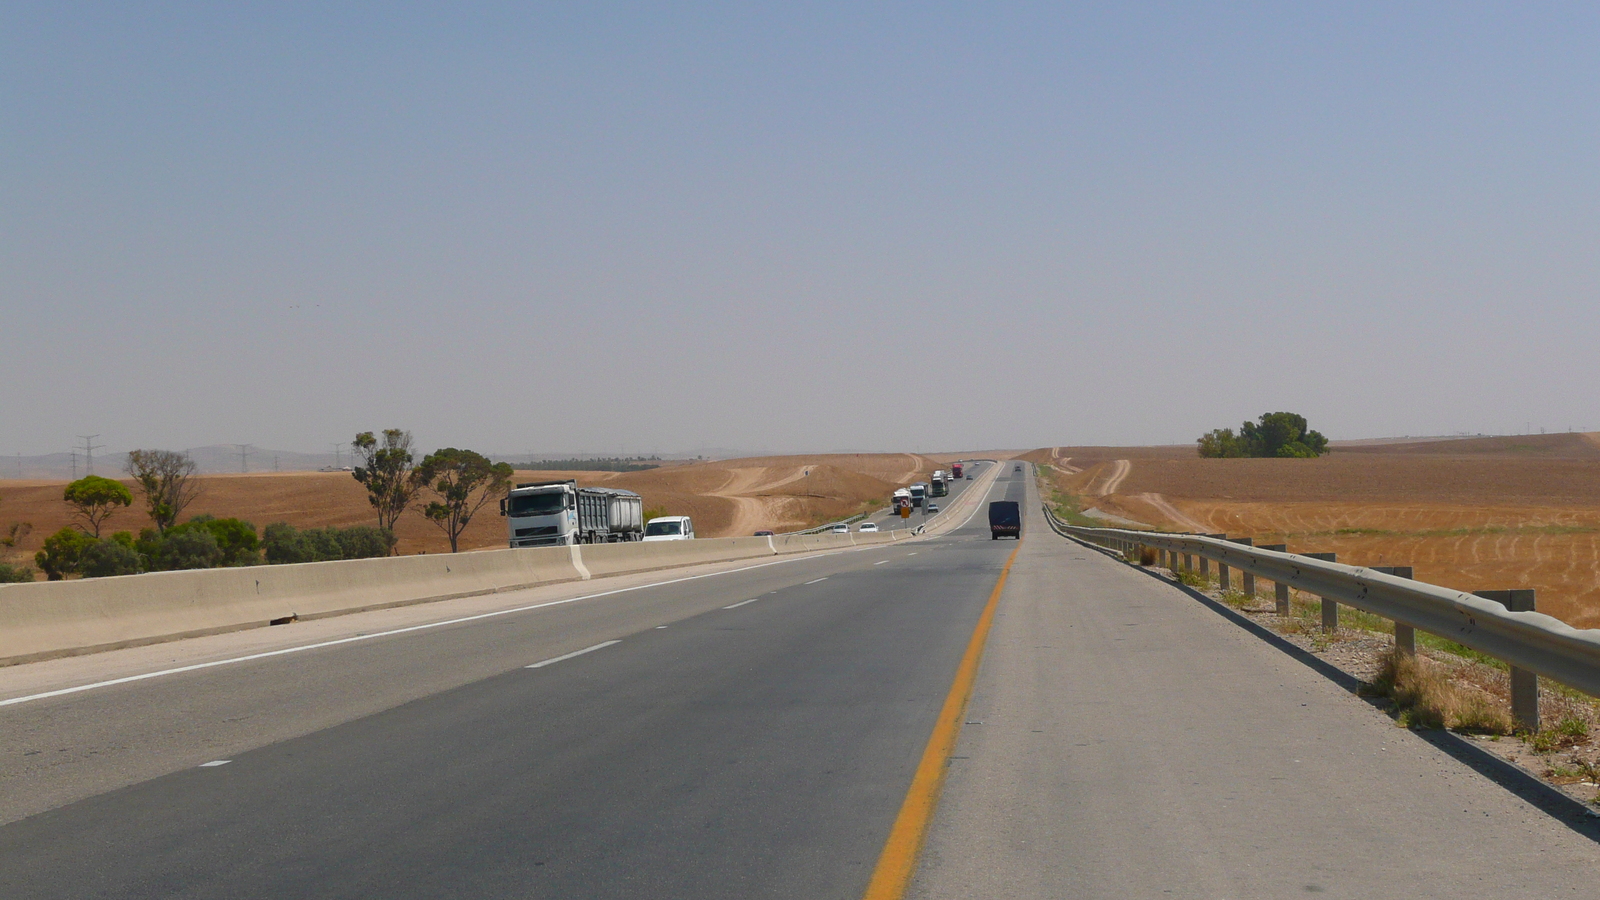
[5,460,1600,898]
[0,467,1025,898]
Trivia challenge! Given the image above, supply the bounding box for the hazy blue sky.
[4,3,1596,457]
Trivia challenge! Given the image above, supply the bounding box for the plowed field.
[1031,436,1600,628]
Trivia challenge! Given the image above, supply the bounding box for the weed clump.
[1368,649,1511,734]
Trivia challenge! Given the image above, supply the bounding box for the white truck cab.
[642,515,694,541]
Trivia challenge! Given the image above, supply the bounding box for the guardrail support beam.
[1227,537,1253,595]
[1304,552,1338,631]
[1372,567,1416,655]
[1476,590,1540,732]
[1258,544,1289,614]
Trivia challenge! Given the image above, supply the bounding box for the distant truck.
[892,488,912,513]
[930,471,949,497]
[988,501,1021,540]
[908,483,928,508]
[501,480,643,547]
[951,462,964,479]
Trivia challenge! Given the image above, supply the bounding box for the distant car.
[643,516,695,541]
[830,523,850,534]
[754,530,774,536]
[965,474,972,480]
[858,522,879,533]
[1014,465,1022,472]
[927,503,940,513]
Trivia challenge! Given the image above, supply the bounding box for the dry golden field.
[1033,434,1600,628]
[0,452,952,572]
[1030,432,1600,627]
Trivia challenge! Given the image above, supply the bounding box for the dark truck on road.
[988,500,1021,540]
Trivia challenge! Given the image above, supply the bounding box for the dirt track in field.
[1028,434,1600,628]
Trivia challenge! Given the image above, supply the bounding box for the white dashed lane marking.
[526,641,621,669]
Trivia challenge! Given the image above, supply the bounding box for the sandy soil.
[1034,433,1600,628]
[0,453,959,570]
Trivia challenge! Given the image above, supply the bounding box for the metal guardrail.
[1040,505,1600,711]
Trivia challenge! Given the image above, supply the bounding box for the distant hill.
[1332,432,1600,459]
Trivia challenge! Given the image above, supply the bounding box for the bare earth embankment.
[0,453,966,569]
[1030,434,1600,628]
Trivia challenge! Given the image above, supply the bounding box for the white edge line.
[723,598,760,609]
[803,577,828,585]
[0,547,873,709]
[874,560,890,565]
[199,760,231,767]
[525,640,620,669]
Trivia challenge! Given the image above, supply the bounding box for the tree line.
[0,430,512,582]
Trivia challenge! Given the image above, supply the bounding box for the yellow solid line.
[861,540,1022,900]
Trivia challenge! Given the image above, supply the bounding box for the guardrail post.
[1475,590,1540,732]
[1303,552,1338,631]
[1371,566,1416,655]
[1225,537,1252,595]
[1200,534,1225,582]
[1259,544,1289,614]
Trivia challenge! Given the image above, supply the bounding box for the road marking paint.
[874,560,890,565]
[861,541,1022,900]
[0,552,864,710]
[723,598,760,609]
[907,553,918,557]
[655,625,668,629]
[803,577,828,585]
[199,760,231,767]
[526,640,620,669]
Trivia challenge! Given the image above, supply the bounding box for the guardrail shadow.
[1052,526,1600,845]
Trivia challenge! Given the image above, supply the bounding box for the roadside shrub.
[178,515,260,566]
[81,536,142,578]
[0,562,33,583]
[34,527,94,580]
[263,523,393,564]
[139,526,223,571]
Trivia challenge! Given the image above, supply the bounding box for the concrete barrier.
[0,524,911,665]
[0,546,583,665]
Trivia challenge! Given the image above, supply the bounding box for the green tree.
[352,430,418,541]
[413,448,514,552]
[1198,412,1329,459]
[125,449,202,533]
[35,527,94,580]
[81,534,141,578]
[62,475,134,537]
[1196,428,1244,458]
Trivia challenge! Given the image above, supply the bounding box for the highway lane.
[913,464,1600,897]
[0,467,1026,897]
[862,459,987,534]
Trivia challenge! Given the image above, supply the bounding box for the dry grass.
[1365,650,1512,732]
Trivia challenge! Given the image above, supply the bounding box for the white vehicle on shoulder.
[830,523,850,534]
[858,522,879,533]
[643,515,695,541]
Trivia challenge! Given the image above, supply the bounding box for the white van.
[643,515,695,541]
